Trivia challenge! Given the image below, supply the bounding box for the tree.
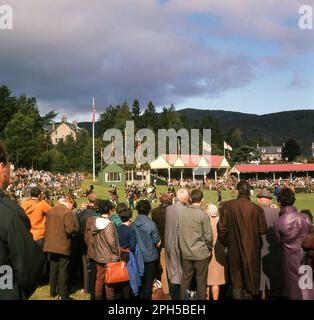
[0,85,18,137]
[247,136,271,148]
[180,114,190,130]
[55,135,77,169]
[132,99,141,129]
[225,128,243,149]
[16,94,42,127]
[200,114,223,154]
[53,131,102,173]
[41,110,58,127]
[98,105,119,136]
[4,112,46,168]
[159,105,182,130]
[114,101,132,131]
[49,149,70,173]
[282,139,301,162]
[159,106,169,129]
[232,145,261,164]
[142,101,157,130]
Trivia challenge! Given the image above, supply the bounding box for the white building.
[44,115,84,145]
[257,145,282,162]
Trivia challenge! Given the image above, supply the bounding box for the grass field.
[30,179,314,300]
[80,179,314,213]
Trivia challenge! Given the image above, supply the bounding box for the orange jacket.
[21,198,52,241]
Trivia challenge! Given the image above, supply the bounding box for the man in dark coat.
[217,180,267,299]
[76,193,98,293]
[257,189,282,299]
[44,196,77,299]
[0,142,45,300]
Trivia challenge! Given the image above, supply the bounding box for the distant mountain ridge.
[177,108,314,155]
[79,108,314,155]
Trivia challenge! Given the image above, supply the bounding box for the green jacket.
[111,213,123,227]
[178,204,213,260]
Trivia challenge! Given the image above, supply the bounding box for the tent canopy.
[150,154,230,170]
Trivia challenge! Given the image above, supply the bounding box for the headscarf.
[207,203,218,217]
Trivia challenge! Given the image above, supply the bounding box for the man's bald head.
[176,188,189,204]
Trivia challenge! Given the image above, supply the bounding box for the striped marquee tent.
[149,154,230,182]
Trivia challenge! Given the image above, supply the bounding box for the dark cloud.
[0,0,312,119]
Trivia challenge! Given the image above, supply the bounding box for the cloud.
[0,0,312,119]
[287,71,309,89]
[167,0,314,48]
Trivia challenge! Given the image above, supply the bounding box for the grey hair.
[176,188,189,201]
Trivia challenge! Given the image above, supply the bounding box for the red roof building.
[230,163,314,180]
[150,154,230,181]
[162,154,229,168]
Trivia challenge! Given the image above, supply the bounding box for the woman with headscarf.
[206,203,227,300]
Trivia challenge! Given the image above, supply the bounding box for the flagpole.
[124,128,127,165]
[100,148,103,171]
[92,97,96,182]
[223,141,225,158]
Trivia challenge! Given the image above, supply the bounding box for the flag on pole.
[136,138,142,153]
[177,137,181,155]
[224,141,233,151]
[202,139,211,153]
[100,148,103,171]
[136,138,142,168]
[92,97,96,123]
[92,97,96,182]
[110,137,115,157]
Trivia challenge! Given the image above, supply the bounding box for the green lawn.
[30,179,314,300]
[80,179,314,213]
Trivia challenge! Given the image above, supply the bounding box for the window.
[277,148,281,153]
[126,171,133,181]
[107,172,121,182]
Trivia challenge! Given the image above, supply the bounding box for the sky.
[0,0,313,122]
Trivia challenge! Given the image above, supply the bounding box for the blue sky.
[0,0,313,120]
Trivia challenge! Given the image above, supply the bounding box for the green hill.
[79,108,314,155]
[178,109,314,155]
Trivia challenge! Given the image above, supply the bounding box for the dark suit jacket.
[217,195,267,295]
[0,190,45,299]
[151,205,167,248]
